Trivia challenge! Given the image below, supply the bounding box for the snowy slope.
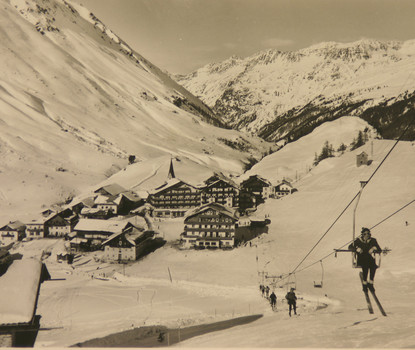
[177,39,415,141]
[17,118,415,348]
[0,0,269,224]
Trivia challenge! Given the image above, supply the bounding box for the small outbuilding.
[356,151,369,167]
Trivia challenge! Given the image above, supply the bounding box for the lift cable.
[278,197,415,280]
[289,114,415,276]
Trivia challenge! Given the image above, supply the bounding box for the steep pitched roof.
[102,227,136,247]
[240,175,272,187]
[94,183,126,196]
[168,158,176,179]
[275,179,294,188]
[149,178,197,195]
[0,221,26,231]
[185,202,239,221]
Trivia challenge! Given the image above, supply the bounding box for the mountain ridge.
[177,39,415,142]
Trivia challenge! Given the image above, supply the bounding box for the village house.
[0,221,26,246]
[102,226,142,262]
[275,179,297,198]
[47,214,78,238]
[25,215,54,241]
[356,151,369,167]
[234,215,271,246]
[201,174,240,208]
[73,189,142,218]
[181,202,239,249]
[101,226,164,263]
[69,196,96,215]
[93,195,119,214]
[71,218,145,252]
[240,175,274,204]
[115,191,144,215]
[24,220,45,241]
[147,178,202,218]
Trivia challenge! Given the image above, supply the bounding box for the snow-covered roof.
[148,178,193,195]
[94,183,126,196]
[240,174,272,186]
[70,237,88,244]
[119,190,142,202]
[134,190,149,200]
[131,203,155,215]
[80,207,106,215]
[0,220,26,231]
[0,258,44,325]
[185,202,238,221]
[94,195,117,205]
[204,178,239,190]
[102,229,136,247]
[275,179,294,188]
[74,219,127,233]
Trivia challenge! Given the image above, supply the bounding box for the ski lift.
[351,181,368,268]
[334,181,367,267]
[313,260,324,288]
[334,180,391,267]
[286,273,297,291]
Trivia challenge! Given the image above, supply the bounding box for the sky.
[75,0,415,74]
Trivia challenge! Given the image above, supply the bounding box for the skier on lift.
[348,227,382,292]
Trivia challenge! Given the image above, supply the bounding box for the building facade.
[181,202,239,249]
[201,178,240,208]
[275,180,296,198]
[0,221,26,246]
[356,151,369,167]
[102,228,137,262]
[47,215,78,238]
[240,175,273,204]
[148,179,202,218]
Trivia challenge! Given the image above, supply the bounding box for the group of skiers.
[259,284,297,316]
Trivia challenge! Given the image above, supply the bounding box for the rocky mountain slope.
[0,0,270,223]
[177,40,415,142]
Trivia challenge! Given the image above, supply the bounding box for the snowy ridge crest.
[178,39,415,142]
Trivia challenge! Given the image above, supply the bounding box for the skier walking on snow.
[285,288,297,316]
[348,227,382,292]
[270,291,277,310]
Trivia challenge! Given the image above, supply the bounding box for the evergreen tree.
[351,130,366,150]
[337,143,347,153]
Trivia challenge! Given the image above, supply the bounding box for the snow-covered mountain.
[177,39,415,142]
[0,0,270,223]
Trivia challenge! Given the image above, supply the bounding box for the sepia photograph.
[0,0,415,347]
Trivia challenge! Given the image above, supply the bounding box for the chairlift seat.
[313,281,323,288]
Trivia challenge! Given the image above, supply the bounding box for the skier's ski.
[368,288,387,316]
[359,272,374,314]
